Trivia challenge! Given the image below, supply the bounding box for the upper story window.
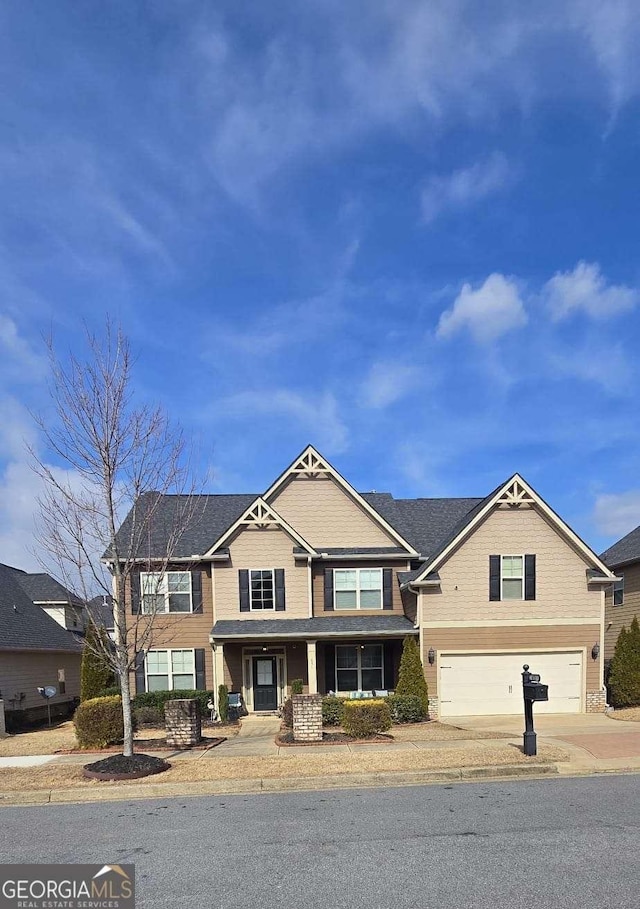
[490,555,536,602]
[250,569,275,610]
[334,568,383,610]
[141,571,193,614]
[613,576,624,607]
[239,568,285,612]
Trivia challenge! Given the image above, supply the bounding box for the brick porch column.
[307,640,318,694]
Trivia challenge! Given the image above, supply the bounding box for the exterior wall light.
[591,643,600,660]
[428,647,436,665]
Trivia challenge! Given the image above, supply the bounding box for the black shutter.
[383,641,395,690]
[239,569,250,612]
[489,555,501,601]
[191,570,203,614]
[383,569,393,610]
[134,651,146,693]
[524,555,536,601]
[275,569,286,611]
[324,568,334,611]
[131,573,141,614]
[195,648,206,689]
[324,643,336,693]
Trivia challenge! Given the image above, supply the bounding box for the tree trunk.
[120,666,134,758]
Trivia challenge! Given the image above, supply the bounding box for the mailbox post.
[521,664,549,756]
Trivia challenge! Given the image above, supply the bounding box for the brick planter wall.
[586,689,607,713]
[165,698,201,747]
[427,696,439,719]
[293,694,322,742]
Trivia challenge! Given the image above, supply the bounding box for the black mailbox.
[523,682,549,702]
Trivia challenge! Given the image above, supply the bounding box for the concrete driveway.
[447,713,640,767]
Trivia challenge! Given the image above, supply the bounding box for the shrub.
[74,695,124,748]
[608,617,640,707]
[322,695,347,726]
[133,704,163,726]
[101,686,121,698]
[290,678,304,695]
[132,690,214,721]
[342,699,392,738]
[218,684,229,723]
[282,698,293,728]
[80,624,116,701]
[387,694,425,724]
[395,637,429,717]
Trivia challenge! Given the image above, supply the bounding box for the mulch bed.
[83,753,170,781]
[277,731,394,746]
[59,736,225,755]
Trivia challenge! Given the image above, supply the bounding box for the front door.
[253,656,278,711]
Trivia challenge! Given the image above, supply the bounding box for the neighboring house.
[88,594,115,642]
[111,446,614,718]
[0,563,83,725]
[3,565,86,634]
[600,526,640,662]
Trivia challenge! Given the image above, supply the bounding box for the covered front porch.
[210,616,418,713]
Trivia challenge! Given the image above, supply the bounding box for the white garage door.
[439,651,583,717]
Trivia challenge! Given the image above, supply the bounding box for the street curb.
[0,762,558,807]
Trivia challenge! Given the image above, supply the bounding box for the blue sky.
[2,1,640,569]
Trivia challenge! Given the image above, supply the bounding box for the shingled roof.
[600,524,640,569]
[0,564,83,653]
[5,568,84,606]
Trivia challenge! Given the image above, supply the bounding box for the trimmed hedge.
[322,695,347,726]
[218,685,229,723]
[290,678,304,695]
[101,686,122,698]
[387,694,425,724]
[395,636,429,716]
[342,699,392,738]
[74,695,124,748]
[80,624,116,701]
[608,617,640,707]
[132,690,214,725]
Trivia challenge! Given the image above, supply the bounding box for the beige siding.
[422,506,602,623]
[605,562,640,659]
[214,527,310,620]
[126,563,214,692]
[269,477,396,548]
[0,650,82,711]
[422,624,601,699]
[311,561,408,617]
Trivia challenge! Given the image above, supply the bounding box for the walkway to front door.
[253,656,278,711]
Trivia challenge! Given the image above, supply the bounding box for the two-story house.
[113,446,614,718]
[600,524,640,662]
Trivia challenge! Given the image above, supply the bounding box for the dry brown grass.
[0,742,568,793]
[609,707,640,722]
[0,722,239,757]
[391,722,512,742]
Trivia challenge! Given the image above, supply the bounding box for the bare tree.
[31,320,202,757]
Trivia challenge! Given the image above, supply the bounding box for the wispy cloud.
[420,152,512,224]
[544,261,638,321]
[593,489,640,538]
[437,273,528,344]
[360,361,421,409]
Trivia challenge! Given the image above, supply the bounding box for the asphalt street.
[1,775,639,909]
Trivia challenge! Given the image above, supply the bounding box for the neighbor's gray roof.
[5,568,84,606]
[112,490,482,562]
[211,616,416,639]
[0,564,84,653]
[600,525,640,568]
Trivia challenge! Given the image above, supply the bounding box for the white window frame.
[335,644,384,692]
[145,648,196,691]
[141,571,193,614]
[613,576,624,607]
[249,569,276,611]
[333,568,383,610]
[500,555,524,601]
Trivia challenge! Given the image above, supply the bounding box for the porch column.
[213,642,225,709]
[306,639,318,694]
